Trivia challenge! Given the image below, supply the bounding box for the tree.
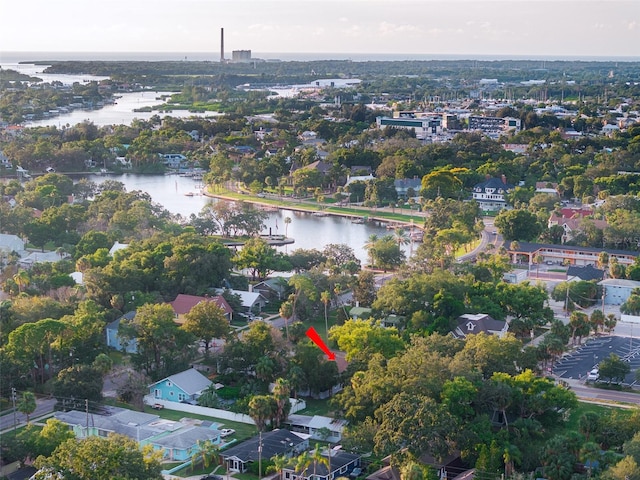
[622,290,640,316]
[33,433,164,480]
[279,301,293,342]
[494,209,542,241]
[311,444,330,480]
[191,439,220,473]
[329,319,405,363]
[53,365,103,410]
[248,394,276,432]
[116,369,151,411]
[17,391,37,423]
[604,456,640,480]
[599,353,631,384]
[267,454,289,480]
[353,270,376,308]
[289,274,318,322]
[182,300,230,354]
[272,378,291,428]
[321,290,331,338]
[233,237,291,281]
[119,303,195,380]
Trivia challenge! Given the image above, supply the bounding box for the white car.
[220,428,235,438]
[587,369,599,381]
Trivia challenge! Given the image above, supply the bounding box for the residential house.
[148,368,212,403]
[567,265,605,282]
[252,278,288,301]
[394,178,422,199]
[216,288,267,315]
[535,181,560,196]
[599,278,640,305]
[451,313,508,339]
[282,449,361,480]
[54,406,222,461]
[105,311,138,353]
[18,250,67,269]
[109,241,129,256]
[349,307,372,320]
[170,294,233,324]
[221,429,309,473]
[366,452,467,480]
[471,175,514,212]
[548,207,607,244]
[161,153,188,169]
[0,233,25,254]
[284,414,348,443]
[147,425,222,461]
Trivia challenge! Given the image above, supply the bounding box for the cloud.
[378,22,422,35]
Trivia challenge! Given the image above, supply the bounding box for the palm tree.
[272,378,290,427]
[503,444,522,478]
[267,454,289,480]
[17,392,37,424]
[295,451,312,480]
[311,444,330,480]
[279,300,293,342]
[191,439,220,473]
[393,227,409,247]
[284,216,292,237]
[321,291,331,337]
[364,234,378,266]
[13,270,30,294]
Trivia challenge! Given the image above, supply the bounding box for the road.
[563,378,640,407]
[0,397,56,433]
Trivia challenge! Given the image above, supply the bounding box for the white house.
[451,313,509,339]
[472,175,514,212]
[0,234,25,254]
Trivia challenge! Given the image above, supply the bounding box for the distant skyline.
[2,0,639,60]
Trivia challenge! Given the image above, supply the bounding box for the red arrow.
[305,327,336,361]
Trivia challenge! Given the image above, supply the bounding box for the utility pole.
[258,431,263,479]
[11,388,17,434]
[85,399,89,434]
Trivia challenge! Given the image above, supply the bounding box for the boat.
[352,217,365,224]
[312,211,327,217]
[184,192,195,197]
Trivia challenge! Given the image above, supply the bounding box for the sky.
[1,0,639,59]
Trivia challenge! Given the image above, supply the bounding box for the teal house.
[149,368,212,404]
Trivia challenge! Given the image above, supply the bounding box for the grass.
[141,406,259,441]
[298,398,335,416]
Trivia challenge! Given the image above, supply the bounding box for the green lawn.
[298,398,335,416]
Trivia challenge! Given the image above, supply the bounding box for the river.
[88,173,399,263]
[1,62,221,128]
[4,64,405,262]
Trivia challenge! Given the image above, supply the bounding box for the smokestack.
[220,28,224,62]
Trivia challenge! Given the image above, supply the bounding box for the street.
[0,397,56,433]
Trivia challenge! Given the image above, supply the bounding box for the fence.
[143,396,307,423]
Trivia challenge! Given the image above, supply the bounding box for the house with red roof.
[548,207,607,243]
[170,294,233,325]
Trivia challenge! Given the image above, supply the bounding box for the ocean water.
[2,51,639,64]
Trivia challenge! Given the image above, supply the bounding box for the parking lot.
[553,335,640,385]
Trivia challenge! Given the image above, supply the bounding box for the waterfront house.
[149,368,212,404]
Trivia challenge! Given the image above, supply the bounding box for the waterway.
[88,173,396,263]
[1,62,221,127]
[3,64,405,262]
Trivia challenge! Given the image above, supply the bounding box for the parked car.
[220,428,236,437]
[587,369,599,381]
[349,468,363,479]
[201,475,223,480]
